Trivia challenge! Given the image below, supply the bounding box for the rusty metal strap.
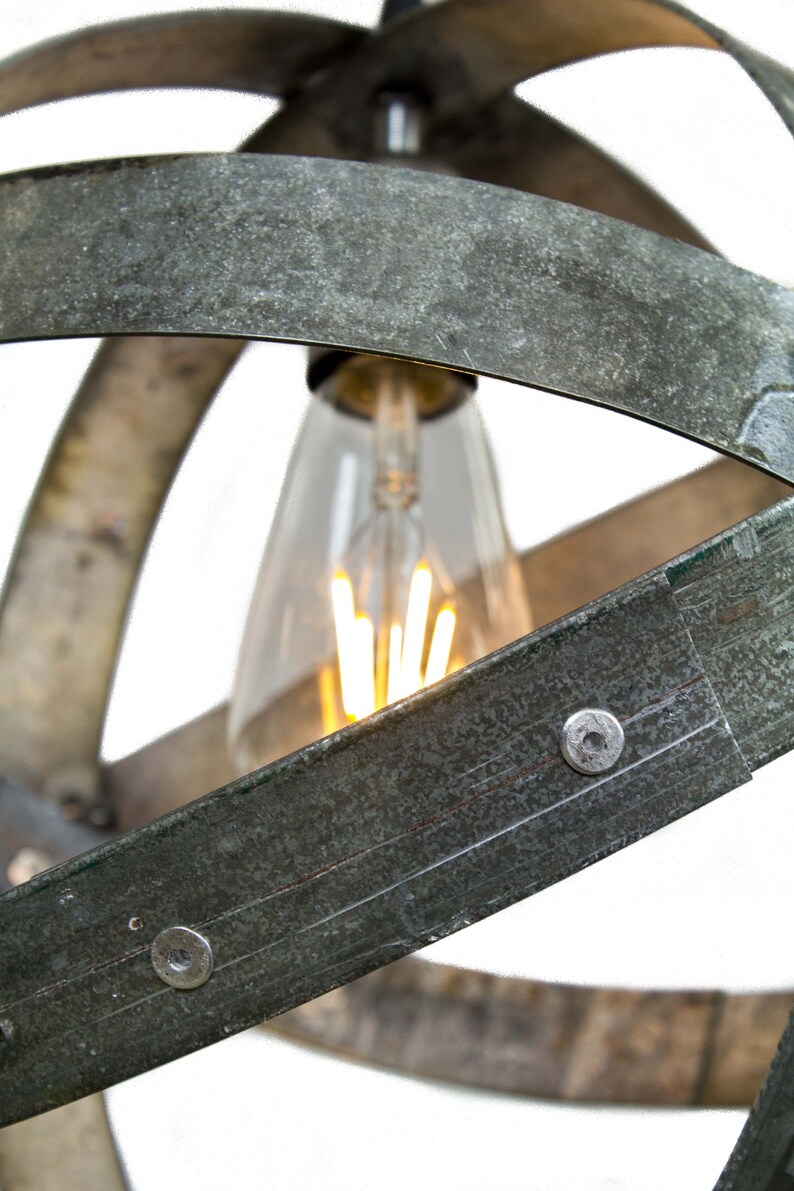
[258,0,793,157]
[2,510,777,1123]
[0,11,365,117]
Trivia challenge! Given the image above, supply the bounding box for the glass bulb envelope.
[229,356,532,773]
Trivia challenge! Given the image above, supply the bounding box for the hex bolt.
[151,926,213,990]
[559,708,625,776]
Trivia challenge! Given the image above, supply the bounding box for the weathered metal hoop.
[1,154,791,483]
[0,2,790,1191]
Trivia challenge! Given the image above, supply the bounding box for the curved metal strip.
[261,0,793,159]
[246,92,713,249]
[2,1,789,155]
[426,94,713,250]
[0,155,791,480]
[8,489,791,1121]
[0,11,364,118]
[269,959,793,1109]
[278,0,718,153]
[0,336,241,801]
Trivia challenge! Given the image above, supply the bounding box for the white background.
[1,1,793,1188]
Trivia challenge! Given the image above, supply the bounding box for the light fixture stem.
[373,92,425,158]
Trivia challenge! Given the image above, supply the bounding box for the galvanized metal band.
[670,505,794,772]
[0,535,758,1123]
[3,762,791,1110]
[0,155,791,481]
[707,534,794,1179]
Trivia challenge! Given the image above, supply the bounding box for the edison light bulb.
[228,355,532,773]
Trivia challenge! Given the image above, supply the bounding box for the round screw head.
[559,708,625,776]
[151,926,213,990]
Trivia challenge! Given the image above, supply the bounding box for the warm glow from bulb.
[424,604,456,687]
[399,561,432,697]
[332,562,455,723]
[351,614,376,718]
[231,364,532,773]
[319,663,339,736]
[387,622,403,704]
[332,570,358,718]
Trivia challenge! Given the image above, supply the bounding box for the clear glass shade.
[228,356,532,773]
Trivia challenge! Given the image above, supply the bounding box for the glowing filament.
[331,571,358,718]
[333,562,454,722]
[399,561,432,697]
[351,614,376,718]
[387,623,403,704]
[319,663,339,735]
[424,604,456,687]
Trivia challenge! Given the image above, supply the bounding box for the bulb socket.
[307,350,476,420]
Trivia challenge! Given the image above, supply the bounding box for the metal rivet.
[151,926,213,990]
[559,708,625,775]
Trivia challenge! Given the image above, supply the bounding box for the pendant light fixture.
[0,4,792,1191]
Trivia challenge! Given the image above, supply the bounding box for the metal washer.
[151,926,214,990]
[559,708,625,776]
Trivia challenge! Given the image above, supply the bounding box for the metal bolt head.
[559,708,625,775]
[151,927,213,990]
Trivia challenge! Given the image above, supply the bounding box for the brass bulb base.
[308,351,475,420]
